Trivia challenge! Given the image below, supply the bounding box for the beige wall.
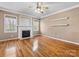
[41,7,79,43]
[0,10,19,40]
[0,10,38,40]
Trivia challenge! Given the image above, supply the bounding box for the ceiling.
[0,2,79,18]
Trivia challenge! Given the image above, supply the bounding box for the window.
[4,14,17,33]
[33,20,39,31]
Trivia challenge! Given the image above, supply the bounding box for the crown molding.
[41,4,79,19]
[0,4,79,19]
[0,6,37,19]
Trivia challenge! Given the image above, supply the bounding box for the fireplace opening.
[22,30,30,38]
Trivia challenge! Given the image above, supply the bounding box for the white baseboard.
[0,37,18,42]
[32,34,41,37]
[42,35,79,45]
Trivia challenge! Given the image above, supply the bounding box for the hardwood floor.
[0,35,79,57]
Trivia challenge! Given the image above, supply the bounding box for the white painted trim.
[0,6,37,19]
[4,14,17,33]
[0,37,18,42]
[42,35,79,45]
[41,4,79,18]
[0,4,79,19]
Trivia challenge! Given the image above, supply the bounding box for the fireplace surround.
[18,26,33,39]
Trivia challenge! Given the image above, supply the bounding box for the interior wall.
[41,7,79,43]
[18,16,33,38]
[0,10,35,40]
[0,10,19,40]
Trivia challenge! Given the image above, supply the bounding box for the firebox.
[22,30,30,38]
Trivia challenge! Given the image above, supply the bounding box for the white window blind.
[4,14,17,33]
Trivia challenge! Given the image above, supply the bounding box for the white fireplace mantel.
[17,16,33,39]
[18,26,33,39]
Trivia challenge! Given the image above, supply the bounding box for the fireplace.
[18,26,33,38]
[22,30,30,38]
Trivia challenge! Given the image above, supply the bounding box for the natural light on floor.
[32,39,38,51]
[5,46,16,57]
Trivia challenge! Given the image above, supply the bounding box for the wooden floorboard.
[0,35,79,57]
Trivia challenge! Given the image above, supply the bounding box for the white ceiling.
[0,2,79,18]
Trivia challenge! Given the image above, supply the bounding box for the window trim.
[4,14,17,33]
